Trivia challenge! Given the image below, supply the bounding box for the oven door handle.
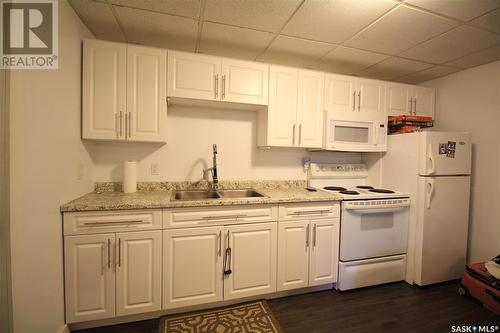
[344,206,409,214]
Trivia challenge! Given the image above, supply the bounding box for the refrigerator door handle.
[426,178,435,209]
[427,143,436,174]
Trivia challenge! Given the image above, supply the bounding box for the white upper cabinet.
[222,58,268,105]
[325,74,385,113]
[82,39,126,141]
[324,74,356,113]
[413,86,435,118]
[386,82,412,116]
[127,45,167,142]
[357,78,385,113]
[168,51,268,105]
[386,83,435,118]
[297,70,324,148]
[167,51,221,101]
[82,39,167,143]
[259,65,297,147]
[258,66,324,148]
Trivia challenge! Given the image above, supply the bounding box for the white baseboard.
[57,324,70,333]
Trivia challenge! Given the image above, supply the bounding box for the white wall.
[8,2,94,333]
[424,60,500,263]
[91,105,361,182]
[1,69,12,333]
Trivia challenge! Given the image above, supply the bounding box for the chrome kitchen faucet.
[204,144,219,190]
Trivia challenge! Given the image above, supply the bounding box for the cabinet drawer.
[63,210,162,235]
[279,202,340,221]
[163,205,278,228]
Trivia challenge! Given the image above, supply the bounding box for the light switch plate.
[151,163,160,176]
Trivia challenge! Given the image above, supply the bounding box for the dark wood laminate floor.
[74,281,499,333]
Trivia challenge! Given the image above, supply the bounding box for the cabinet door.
[386,82,412,116]
[163,227,223,309]
[413,86,435,118]
[167,51,221,101]
[82,39,126,140]
[224,223,277,300]
[357,78,385,113]
[64,234,115,323]
[221,59,268,105]
[263,65,298,147]
[127,45,167,143]
[277,220,309,291]
[115,231,162,316]
[309,219,339,286]
[297,70,324,148]
[324,73,356,113]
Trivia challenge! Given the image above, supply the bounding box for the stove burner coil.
[369,189,395,194]
[339,190,360,195]
[323,186,347,191]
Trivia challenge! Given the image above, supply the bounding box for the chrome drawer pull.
[202,214,243,221]
[291,210,331,215]
[83,220,146,226]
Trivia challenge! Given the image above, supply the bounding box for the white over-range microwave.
[323,111,388,152]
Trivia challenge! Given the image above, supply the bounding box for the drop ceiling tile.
[357,57,433,80]
[69,0,125,41]
[113,6,198,51]
[395,65,461,84]
[107,0,201,19]
[405,0,500,21]
[281,0,396,44]
[320,46,389,74]
[199,22,275,60]
[471,7,500,34]
[345,5,458,54]
[204,0,301,33]
[446,45,500,69]
[400,25,500,64]
[257,36,336,68]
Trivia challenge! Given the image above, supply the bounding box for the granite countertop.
[60,180,343,213]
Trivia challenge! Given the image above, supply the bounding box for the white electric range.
[308,163,411,291]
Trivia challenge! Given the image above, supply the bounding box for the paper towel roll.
[123,160,137,193]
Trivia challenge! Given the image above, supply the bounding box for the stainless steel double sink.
[172,189,265,201]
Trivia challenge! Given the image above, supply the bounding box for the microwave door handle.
[373,124,378,145]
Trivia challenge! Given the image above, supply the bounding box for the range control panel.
[309,163,367,179]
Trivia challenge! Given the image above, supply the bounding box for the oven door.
[340,200,409,261]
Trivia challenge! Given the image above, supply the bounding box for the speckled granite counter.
[60,181,343,212]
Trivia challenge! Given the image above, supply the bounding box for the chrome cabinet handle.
[119,111,123,137]
[218,230,222,256]
[298,124,302,146]
[352,91,356,111]
[292,124,296,146]
[83,220,145,226]
[414,98,417,115]
[215,74,219,99]
[306,224,310,248]
[357,91,361,112]
[202,214,242,221]
[107,239,111,269]
[118,238,121,267]
[101,243,105,275]
[313,225,317,247]
[290,209,330,215]
[127,112,132,138]
[409,98,413,115]
[222,75,226,99]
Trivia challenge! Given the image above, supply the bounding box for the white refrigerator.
[380,131,472,286]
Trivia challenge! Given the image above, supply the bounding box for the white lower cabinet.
[64,234,115,323]
[277,218,339,291]
[223,222,277,300]
[63,211,162,323]
[163,226,223,309]
[115,231,162,316]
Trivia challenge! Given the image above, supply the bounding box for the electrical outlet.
[151,163,160,176]
[77,163,84,180]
